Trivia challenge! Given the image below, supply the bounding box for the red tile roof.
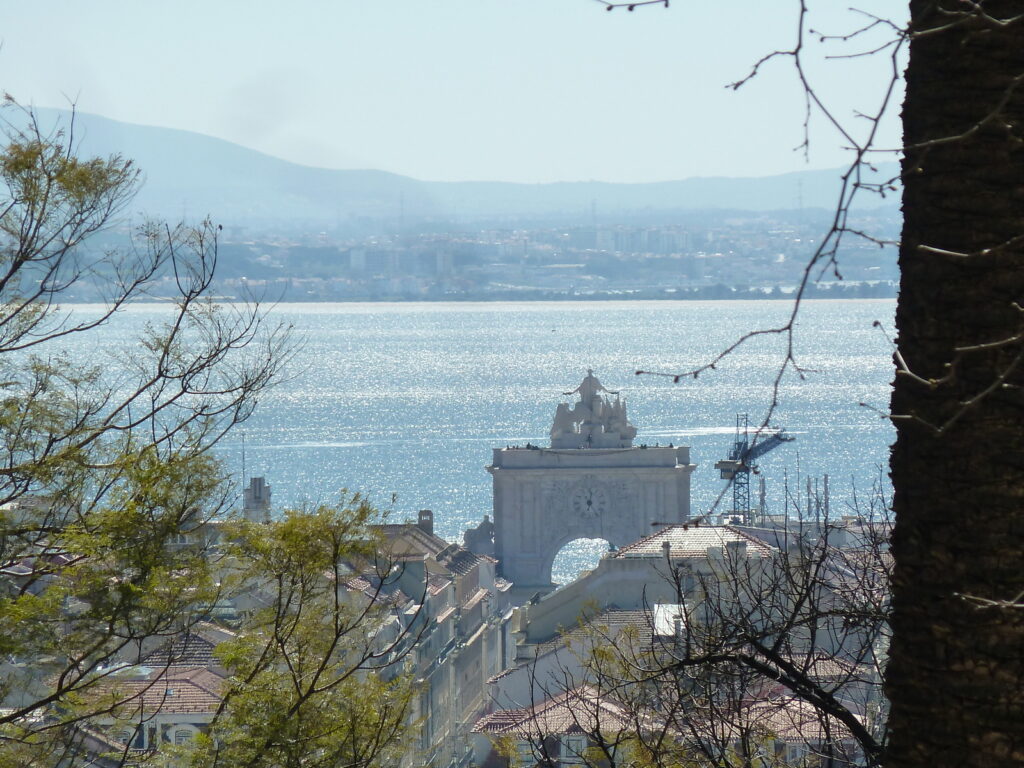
[97,666,226,716]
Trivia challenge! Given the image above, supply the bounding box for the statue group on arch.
[550,370,638,449]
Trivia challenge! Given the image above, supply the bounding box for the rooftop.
[472,686,633,736]
[140,624,236,669]
[99,666,226,716]
[613,524,775,559]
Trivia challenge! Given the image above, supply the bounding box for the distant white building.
[368,511,516,768]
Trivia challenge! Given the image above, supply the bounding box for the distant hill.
[24,108,899,230]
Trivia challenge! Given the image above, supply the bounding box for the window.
[562,736,585,765]
[174,727,195,745]
[516,739,537,767]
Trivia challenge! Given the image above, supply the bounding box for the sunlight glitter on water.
[61,300,896,576]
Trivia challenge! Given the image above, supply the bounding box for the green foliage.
[178,502,416,768]
[183,664,415,768]
[0,105,412,767]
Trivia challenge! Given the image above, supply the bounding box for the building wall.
[489,446,694,593]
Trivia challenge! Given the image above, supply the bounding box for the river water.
[70,299,897,580]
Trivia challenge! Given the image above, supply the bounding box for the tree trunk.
[887,2,1024,766]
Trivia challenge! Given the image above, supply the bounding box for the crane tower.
[714,413,793,524]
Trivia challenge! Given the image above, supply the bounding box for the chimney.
[418,509,434,536]
[726,540,748,559]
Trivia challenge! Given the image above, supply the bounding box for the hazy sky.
[2,1,906,184]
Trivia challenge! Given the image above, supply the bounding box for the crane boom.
[744,429,793,464]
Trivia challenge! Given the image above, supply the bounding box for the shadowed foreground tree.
[887,3,1024,766]
[601,0,1024,762]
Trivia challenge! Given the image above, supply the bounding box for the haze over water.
[83,299,896,580]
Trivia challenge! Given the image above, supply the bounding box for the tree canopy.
[0,106,415,767]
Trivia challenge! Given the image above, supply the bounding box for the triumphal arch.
[486,371,695,597]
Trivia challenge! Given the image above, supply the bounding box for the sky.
[2,1,906,184]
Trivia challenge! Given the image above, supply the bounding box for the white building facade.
[487,371,695,598]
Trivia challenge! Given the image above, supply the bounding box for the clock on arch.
[571,483,609,519]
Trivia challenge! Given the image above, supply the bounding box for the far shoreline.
[60,285,898,305]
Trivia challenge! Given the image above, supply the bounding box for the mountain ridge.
[23,107,899,229]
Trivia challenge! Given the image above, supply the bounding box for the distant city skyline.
[3,0,905,184]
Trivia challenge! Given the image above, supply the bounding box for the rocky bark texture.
[887,1,1024,766]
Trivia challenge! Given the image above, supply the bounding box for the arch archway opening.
[550,537,612,587]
